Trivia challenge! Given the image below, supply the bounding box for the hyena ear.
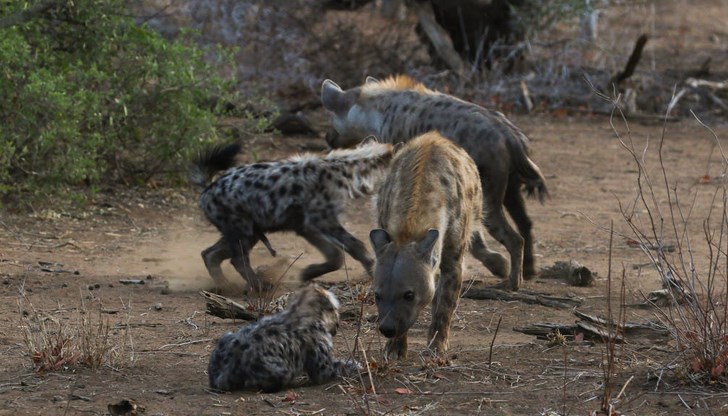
[370,229,392,257]
[392,142,405,154]
[416,229,440,267]
[359,135,379,146]
[321,79,352,114]
[365,76,380,84]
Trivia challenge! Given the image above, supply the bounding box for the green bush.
[0,0,239,196]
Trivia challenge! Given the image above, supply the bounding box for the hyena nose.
[379,324,396,338]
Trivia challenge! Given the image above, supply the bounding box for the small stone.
[160,288,170,295]
[62,283,68,288]
[94,283,100,289]
[88,285,94,291]
[153,302,162,311]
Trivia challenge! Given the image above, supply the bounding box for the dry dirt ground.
[2,113,728,416]
[4,1,728,414]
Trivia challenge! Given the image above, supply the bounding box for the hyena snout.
[378,323,397,338]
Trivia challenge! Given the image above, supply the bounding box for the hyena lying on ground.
[208,283,360,392]
[370,131,483,359]
[190,140,393,292]
[322,75,548,291]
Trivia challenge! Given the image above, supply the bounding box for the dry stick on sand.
[488,316,502,368]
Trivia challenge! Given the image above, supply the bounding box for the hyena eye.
[403,291,415,301]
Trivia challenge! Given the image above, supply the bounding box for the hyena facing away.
[322,75,548,291]
[370,132,483,359]
[190,140,393,292]
[208,283,360,392]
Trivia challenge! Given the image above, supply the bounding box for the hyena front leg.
[298,228,345,281]
[324,224,375,277]
[201,237,234,289]
[428,253,464,355]
[385,335,408,360]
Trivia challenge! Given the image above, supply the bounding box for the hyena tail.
[508,138,549,203]
[189,143,241,188]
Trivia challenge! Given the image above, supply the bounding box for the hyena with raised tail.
[370,131,483,359]
[190,140,393,292]
[322,75,548,291]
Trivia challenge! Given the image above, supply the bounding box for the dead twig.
[200,291,257,321]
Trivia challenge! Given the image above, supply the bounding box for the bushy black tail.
[507,132,549,204]
[189,143,241,187]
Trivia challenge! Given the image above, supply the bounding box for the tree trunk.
[416,0,529,72]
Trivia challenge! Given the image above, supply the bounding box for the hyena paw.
[385,338,408,360]
[486,254,510,279]
[523,265,538,280]
[428,338,448,356]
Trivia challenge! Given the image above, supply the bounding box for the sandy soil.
[2,112,728,415]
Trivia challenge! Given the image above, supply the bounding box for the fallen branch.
[460,283,582,309]
[608,34,649,89]
[514,310,669,342]
[200,290,257,321]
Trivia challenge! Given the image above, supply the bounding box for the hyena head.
[369,228,439,339]
[321,78,383,149]
[290,284,341,336]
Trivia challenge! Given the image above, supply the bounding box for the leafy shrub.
[0,0,240,197]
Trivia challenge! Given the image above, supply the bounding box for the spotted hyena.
[322,75,548,291]
[208,283,360,392]
[189,140,393,291]
[370,131,482,359]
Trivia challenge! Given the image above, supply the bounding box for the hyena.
[190,140,393,291]
[370,131,483,359]
[322,75,548,291]
[208,283,360,392]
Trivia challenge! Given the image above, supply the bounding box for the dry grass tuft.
[18,286,133,373]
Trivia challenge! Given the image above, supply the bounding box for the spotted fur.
[370,132,482,359]
[208,283,360,392]
[191,140,393,291]
[322,75,548,291]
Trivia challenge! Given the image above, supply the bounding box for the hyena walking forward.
[370,132,483,359]
[208,283,360,392]
[190,141,393,291]
[322,75,548,291]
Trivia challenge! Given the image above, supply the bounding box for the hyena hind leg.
[482,204,525,291]
[225,232,273,293]
[469,230,510,279]
[298,229,345,281]
[202,237,234,289]
[503,180,537,279]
